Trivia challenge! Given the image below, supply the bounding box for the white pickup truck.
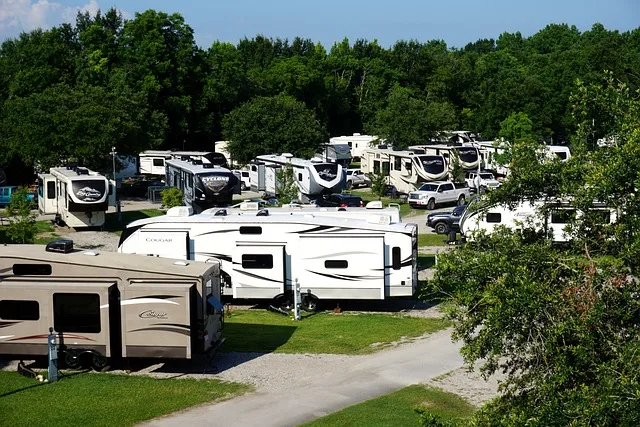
[408,181,471,210]
[465,172,501,192]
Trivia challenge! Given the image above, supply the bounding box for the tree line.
[0,8,639,178]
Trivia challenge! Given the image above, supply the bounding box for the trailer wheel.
[63,351,81,370]
[427,199,436,210]
[90,354,109,371]
[302,295,319,312]
[277,293,294,310]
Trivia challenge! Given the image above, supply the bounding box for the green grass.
[222,310,449,354]
[302,384,476,426]
[0,371,251,427]
[103,208,164,235]
[419,233,448,247]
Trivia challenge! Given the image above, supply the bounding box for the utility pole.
[110,146,121,222]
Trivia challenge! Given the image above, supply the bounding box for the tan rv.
[0,241,224,370]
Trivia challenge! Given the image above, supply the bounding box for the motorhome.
[118,207,418,310]
[165,158,240,212]
[360,145,448,194]
[201,200,402,223]
[38,166,113,228]
[409,144,481,172]
[460,198,615,243]
[0,241,224,368]
[329,134,379,161]
[249,153,344,203]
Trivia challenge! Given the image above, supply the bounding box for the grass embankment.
[303,384,476,426]
[0,371,250,427]
[222,310,449,354]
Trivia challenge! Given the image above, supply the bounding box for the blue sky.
[1,0,638,49]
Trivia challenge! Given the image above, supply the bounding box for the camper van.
[250,153,344,203]
[0,242,224,368]
[118,207,418,310]
[38,166,113,228]
[165,158,240,212]
[360,145,448,194]
[460,198,616,243]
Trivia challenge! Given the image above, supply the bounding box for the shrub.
[5,187,37,243]
[161,187,183,209]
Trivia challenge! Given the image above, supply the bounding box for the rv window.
[13,264,52,275]
[486,213,502,223]
[0,300,39,321]
[394,157,401,171]
[551,209,576,224]
[47,181,55,199]
[325,260,348,269]
[239,226,262,235]
[392,247,401,270]
[53,293,101,333]
[153,158,165,167]
[298,173,302,181]
[242,254,273,269]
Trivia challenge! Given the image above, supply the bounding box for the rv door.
[232,243,286,299]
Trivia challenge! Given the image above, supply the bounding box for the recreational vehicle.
[118,207,418,310]
[409,144,481,172]
[169,151,229,169]
[360,145,448,194]
[250,153,344,203]
[460,198,616,243]
[165,159,240,212]
[329,133,379,161]
[0,241,224,368]
[201,200,402,223]
[38,166,112,228]
[139,150,172,176]
[317,143,352,167]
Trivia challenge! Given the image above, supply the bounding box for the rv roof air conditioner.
[282,153,294,158]
[240,202,259,211]
[167,206,194,217]
[46,239,74,254]
[366,201,383,209]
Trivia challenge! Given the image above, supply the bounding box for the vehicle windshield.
[479,173,495,179]
[418,184,439,192]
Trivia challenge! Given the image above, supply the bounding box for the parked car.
[316,193,364,207]
[0,185,36,207]
[232,169,251,191]
[408,181,470,210]
[427,204,467,234]
[465,171,502,192]
[345,169,370,189]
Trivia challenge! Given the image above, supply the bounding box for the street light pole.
[110,146,121,222]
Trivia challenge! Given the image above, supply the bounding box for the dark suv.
[426,204,467,234]
[316,193,364,207]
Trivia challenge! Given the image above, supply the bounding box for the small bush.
[5,187,37,243]
[161,187,183,209]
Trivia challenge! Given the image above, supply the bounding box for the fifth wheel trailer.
[0,241,224,369]
[118,207,418,310]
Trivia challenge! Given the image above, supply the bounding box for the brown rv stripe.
[129,327,191,336]
[0,321,19,328]
[130,295,182,300]
[9,333,96,342]
[153,323,191,330]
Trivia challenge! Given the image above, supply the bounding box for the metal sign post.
[293,279,301,320]
[47,327,58,382]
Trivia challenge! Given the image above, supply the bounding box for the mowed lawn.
[0,371,251,427]
[302,384,476,426]
[222,310,449,354]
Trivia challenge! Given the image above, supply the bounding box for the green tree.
[275,163,299,204]
[161,187,183,209]
[422,74,640,425]
[368,172,388,199]
[5,187,37,243]
[222,94,327,164]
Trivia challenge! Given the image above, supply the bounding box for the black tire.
[301,295,319,312]
[434,222,449,234]
[427,199,436,210]
[457,195,466,206]
[276,293,294,310]
[241,183,248,191]
[91,353,109,371]
[63,351,81,370]
[346,180,353,190]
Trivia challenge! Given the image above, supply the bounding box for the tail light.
[359,200,364,207]
[340,203,347,207]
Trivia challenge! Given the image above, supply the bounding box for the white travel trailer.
[0,241,224,368]
[202,200,402,223]
[329,133,379,161]
[409,144,481,172]
[165,159,240,212]
[360,145,448,194]
[250,153,344,203]
[460,198,615,243]
[118,207,418,310]
[546,145,571,161]
[139,150,172,176]
[38,166,113,228]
